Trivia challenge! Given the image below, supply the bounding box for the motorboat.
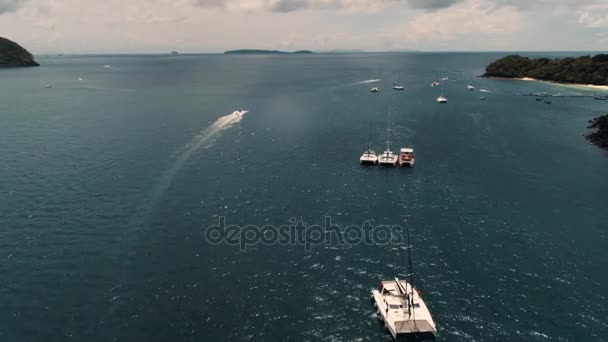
[436,96,447,103]
[467,85,475,90]
[398,148,415,167]
[393,83,405,91]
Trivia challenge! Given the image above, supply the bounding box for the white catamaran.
[360,124,378,165]
[371,227,437,340]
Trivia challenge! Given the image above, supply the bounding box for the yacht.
[360,125,378,165]
[431,82,440,87]
[393,83,405,91]
[371,228,437,340]
[371,87,381,93]
[378,106,398,166]
[398,148,415,167]
[467,85,475,90]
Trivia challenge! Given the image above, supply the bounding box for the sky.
[0,0,607,53]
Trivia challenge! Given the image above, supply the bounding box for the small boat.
[78,77,83,81]
[104,65,111,68]
[360,124,378,165]
[467,85,475,90]
[393,83,405,91]
[371,87,381,93]
[398,148,415,167]
[545,100,552,104]
[594,95,608,101]
[371,227,437,340]
[536,98,543,101]
[436,96,447,103]
[431,82,440,87]
[481,97,486,101]
[378,106,398,166]
[45,84,53,88]
[234,108,247,116]
[442,76,449,81]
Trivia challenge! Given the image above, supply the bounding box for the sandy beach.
[516,77,608,92]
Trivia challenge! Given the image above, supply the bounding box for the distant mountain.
[0,37,39,67]
[483,54,608,85]
[224,49,312,54]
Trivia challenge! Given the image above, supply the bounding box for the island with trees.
[483,54,608,85]
[0,37,39,67]
[224,49,313,55]
[587,114,608,151]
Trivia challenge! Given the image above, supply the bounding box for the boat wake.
[353,79,381,85]
[96,109,247,327]
[479,89,492,93]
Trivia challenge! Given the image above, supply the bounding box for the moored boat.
[398,148,415,167]
[371,86,381,93]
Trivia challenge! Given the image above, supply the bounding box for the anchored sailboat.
[371,226,437,339]
[378,106,398,166]
[360,123,378,165]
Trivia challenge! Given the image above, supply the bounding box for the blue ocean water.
[1,53,607,341]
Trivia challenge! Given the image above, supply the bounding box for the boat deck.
[395,320,436,334]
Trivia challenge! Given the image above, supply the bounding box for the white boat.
[371,87,381,93]
[441,76,449,81]
[78,77,83,81]
[103,65,111,68]
[467,85,475,90]
[393,83,405,91]
[431,82,440,87]
[371,228,437,340]
[398,148,415,167]
[360,124,378,165]
[436,96,447,103]
[378,106,398,166]
[234,108,247,116]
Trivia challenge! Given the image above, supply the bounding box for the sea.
[1,52,607,341]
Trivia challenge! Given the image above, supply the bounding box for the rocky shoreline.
[587,114,608,150]
[0,37,39,67]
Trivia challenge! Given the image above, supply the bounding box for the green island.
[0,37,39,67]
[483,54,608,85]
[224,49,313,54]
[587,114,608,150]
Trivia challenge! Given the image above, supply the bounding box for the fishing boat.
[378,106,398,166]
[360,124,378,165]
[371,87,381,93]
[371,227,437,340]
[398,148,415,167]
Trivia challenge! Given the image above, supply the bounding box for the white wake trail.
[353,79,381,85]
[96,110,248,326]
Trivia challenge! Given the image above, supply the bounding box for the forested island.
[0,37,39,67]
[587,114,608,150]
[224,49,312,54]
[483,54,608,85]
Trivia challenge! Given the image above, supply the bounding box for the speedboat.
[398,148,415,167]
[436,96,447,103]
[467,85,475,90]
[431,82,440,87]
[371,87,381,93]
[234,108,247,116]
[393,83,405,90]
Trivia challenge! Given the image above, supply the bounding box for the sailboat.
[393,82,405,91]
[360,123,378,165]
[371,226,437,339]
[378,106,398,166]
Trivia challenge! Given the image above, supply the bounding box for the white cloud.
[578,3,608,28]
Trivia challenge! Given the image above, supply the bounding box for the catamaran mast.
[407,226,418,330]
[386,105,391,151]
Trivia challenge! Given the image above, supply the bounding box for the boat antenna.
[367,121,372,153]
[386,105,391,151]
[407,225,418,330]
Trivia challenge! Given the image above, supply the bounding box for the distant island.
[224,49,313,54]
[0,37,39,67]
[587,114,608,150]
[483,54,608,86]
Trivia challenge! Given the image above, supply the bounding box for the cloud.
[192,0,465,12]
[0,0,27,14]
[578,3,608,28]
